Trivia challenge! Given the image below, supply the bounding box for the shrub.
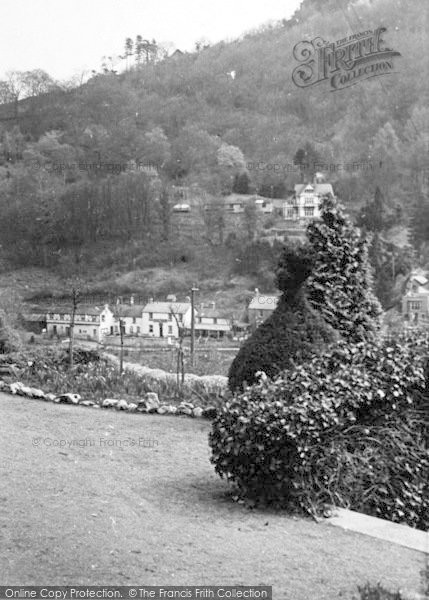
[211,335,429,529]
[356,583,403,600]
[228,247,336,392]
[0,308,22,354]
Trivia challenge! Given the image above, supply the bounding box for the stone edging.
[0,381,218,419]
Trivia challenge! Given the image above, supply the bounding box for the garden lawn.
[0,393,424,600]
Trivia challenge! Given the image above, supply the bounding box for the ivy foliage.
[211,335,429,529]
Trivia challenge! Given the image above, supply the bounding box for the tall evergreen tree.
[306,196,382,343]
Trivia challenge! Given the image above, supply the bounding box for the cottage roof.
[116,305,144,318]
[248,295,279,310]
[22,313,47,322]
[412,275,428,286]
[198,308,228,319]
[294,183,334,196]
[47,305,109,316]
[143,302,192,315]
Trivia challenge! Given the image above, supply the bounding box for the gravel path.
[0,393,425,599]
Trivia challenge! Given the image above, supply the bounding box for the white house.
[142,302,196,338]
[46,305,115,342]
[402,271,429,324]
[248,291,279,327]
[195,305,231,338]
[284,173,334,223]
[116,304,144,336]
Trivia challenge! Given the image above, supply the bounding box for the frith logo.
[292,27,401,91]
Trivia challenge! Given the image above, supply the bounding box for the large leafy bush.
[228,247,336,392]
[211,336,429,529]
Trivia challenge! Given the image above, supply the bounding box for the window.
[149,313,153,320]
[304,207,314,217]
[149,324,154,333]
[409,301,422,311]
[259,310,264,317]
[133,317,137,324]
[213,317,217,324]
[304,196,315,205]
[137,326,140,334]
[168,313,172,320]
[168,325,173,335]
[130,326,133,334]
[286,208,295,218]
[101,314,105,322]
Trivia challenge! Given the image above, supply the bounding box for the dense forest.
[0,0,427,293]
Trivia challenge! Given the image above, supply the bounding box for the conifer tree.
[306,196,382,343]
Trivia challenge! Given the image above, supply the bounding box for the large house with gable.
[283,173,334,224]
[402,271,429,324]
[142,301,196,338]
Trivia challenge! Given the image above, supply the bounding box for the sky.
[1,0,302,82]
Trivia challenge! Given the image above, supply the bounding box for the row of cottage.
[25,292,280,342]
[25,269,429,342]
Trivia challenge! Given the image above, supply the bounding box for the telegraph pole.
[190,287,199,366]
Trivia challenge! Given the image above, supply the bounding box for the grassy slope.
[0,393,424,598]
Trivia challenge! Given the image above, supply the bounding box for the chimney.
[255,288,259,297]
[211,301,216,309]
[149,297,153,303]
[130,295,134,305]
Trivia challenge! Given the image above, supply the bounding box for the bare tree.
[113,301,126,374]
[68,284,80,369]
[169,307,185,393]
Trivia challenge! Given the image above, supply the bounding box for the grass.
[0,392,424,598]
[107,344,237,377]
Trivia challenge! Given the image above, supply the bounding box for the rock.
[102,399,119,408]
[177,402,194,416]
[9,382,24,395]
[80,400,96,407]
[127,403,138,412]
[193,407,204,418]
[157,405,170,415]
[45,393,56,402]
[29,388,46,400]
[137,406,148,414]
[202,406,218,419]
[54,393,81,404]
[116,400,129,410]
[168,405,177,415]
[144,392,160,410]
[19,385,33,397]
